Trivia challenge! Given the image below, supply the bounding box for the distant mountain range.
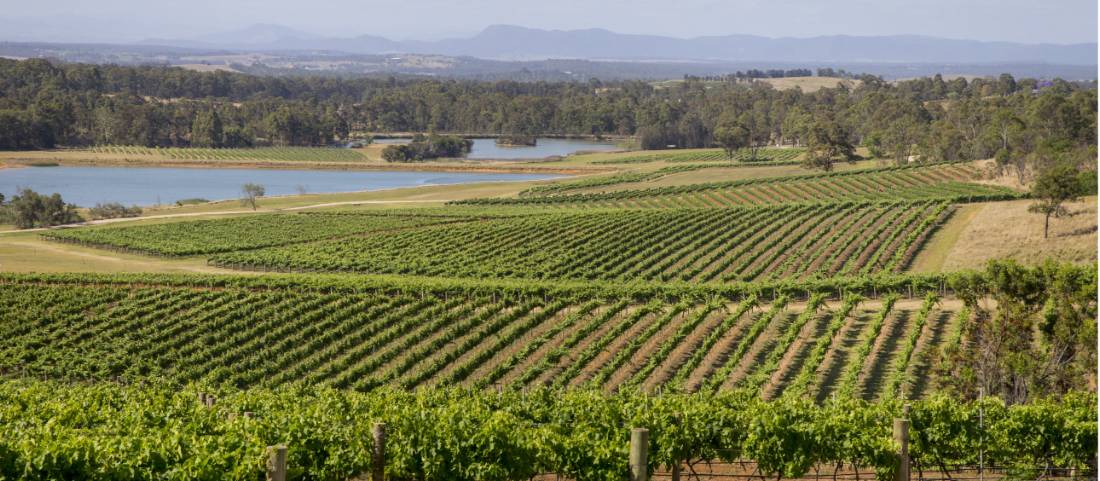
[140,24,1098,65]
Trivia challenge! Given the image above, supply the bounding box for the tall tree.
[240,183,265,211]
[713,125,749,160]
[1028,163,1081,239]
[191,110,224,148]
[802,115,855,171]
[738,110,770,161]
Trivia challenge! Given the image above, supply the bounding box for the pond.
[371,137,620,159]
[0,166,562,207]
[468,138,619,159]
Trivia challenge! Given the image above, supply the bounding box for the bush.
[383,135,473,162]
[1,188,82,228]
[88,202,142,220]
[382,144,414,162]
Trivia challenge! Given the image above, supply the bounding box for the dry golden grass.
[915,197,1098,271]
[967,158,1031,192]
[133,179,543,216]
[758,77,859,92]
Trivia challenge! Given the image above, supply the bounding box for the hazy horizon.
[2,0,1097,45]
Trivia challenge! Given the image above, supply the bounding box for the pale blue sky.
[2,0,1096,44]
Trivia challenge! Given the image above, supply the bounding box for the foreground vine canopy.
[0,381,1093,481]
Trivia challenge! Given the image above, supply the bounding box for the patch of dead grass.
[934,197,1097,271]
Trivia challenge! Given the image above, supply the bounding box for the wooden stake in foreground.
[894,405,910,481]
[267,445,287,481]
[372,423,387,481]
[630,428,649,481]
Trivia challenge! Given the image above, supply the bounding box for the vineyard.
[2,264,1091,401]
[520,164,719,196]
[89,145,369,162]
[2,54,1095,481]
[43,211,476,256]
[458,163,1021,207]
[592,148,806,164]
[10,141,1094,481]
[0,380,1093,481]
[205,202,951,282]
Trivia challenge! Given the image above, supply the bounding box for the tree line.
[0,58,1094,180]
[682,68,816,81]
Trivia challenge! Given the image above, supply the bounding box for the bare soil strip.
[568,308,663,387]
[856,308,911,400]
[683,308,759,391]
[463,305,578,385]
[721,310,797,390]
[813,309,873,402]
[604,307,700,390]
[643,307,732,391]
[762,308,833,399]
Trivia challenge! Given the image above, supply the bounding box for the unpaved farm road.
[0,200,442,235]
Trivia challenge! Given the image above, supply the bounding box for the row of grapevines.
[519,164,719,196]
[833,295,899,399]
[456,163,1019,207]
[207,203,945,283]
[880,293,940,401]
[44,211,466,256]
[1,380,1093,481]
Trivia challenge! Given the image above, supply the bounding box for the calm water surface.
[0,166,561,207]
[372,137,618,159]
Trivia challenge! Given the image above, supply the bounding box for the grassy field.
[137,178,544,215]
[0,230,231,273]
[932,197,1097,271]
[0,146,602,175]
[907,203,981,272]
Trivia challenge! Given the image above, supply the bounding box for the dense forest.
[0,58,1095,178]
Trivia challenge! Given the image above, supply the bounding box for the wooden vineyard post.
[894,405,910,481]
[266,445,287,481]
[670,414,682,481]
[372,423,387,481]
[630,428,649,481]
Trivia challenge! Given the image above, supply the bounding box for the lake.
[0,166,562,207]
[372,137,619,159]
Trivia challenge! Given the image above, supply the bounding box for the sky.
[1,0,1096,44]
